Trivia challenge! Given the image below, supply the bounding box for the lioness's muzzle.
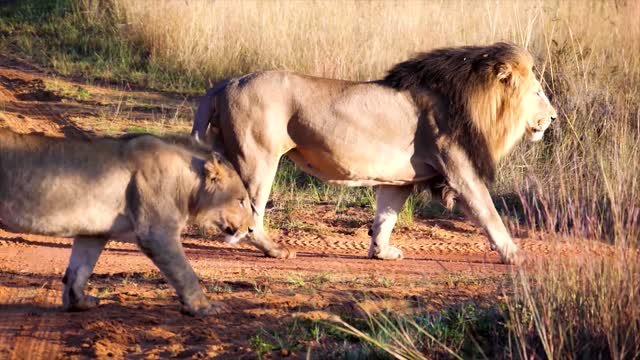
[224,230,249,245]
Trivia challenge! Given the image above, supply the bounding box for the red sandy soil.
[0,56,613,359]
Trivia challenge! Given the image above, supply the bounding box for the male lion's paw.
[371,246,404,260]
[500,248,523,266]
[66,295,100,312]
[266,247,296,259]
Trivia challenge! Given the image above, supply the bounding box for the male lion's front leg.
[457,192,520,264]
[137,229,222,316]
[367,185,412,260]
[62,237,108,311]
[444,154,520,265]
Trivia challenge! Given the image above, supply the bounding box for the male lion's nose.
[248,227,254,233]
[550,114,558,121]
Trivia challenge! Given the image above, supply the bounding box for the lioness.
[192,42,557,264]
[0,128,253,316]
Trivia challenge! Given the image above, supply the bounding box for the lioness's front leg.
[368,185,413,260]
[62,236,108,311]
[136,229,222,316]
[444,152,520,265]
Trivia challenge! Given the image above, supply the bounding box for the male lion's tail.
[191,79,230,142]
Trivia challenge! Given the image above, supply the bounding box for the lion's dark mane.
[379,42,528,184]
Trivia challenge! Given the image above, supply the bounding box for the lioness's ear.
[495,62,513,84]
[204,156,227,192]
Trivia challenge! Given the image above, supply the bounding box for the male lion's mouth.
[530,130,545,142]
[527,124,546,142]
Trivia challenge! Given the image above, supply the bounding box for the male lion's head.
[192,154,254,243]
[384,42,557,163]
[519,72,557,143]
[473,43,557,146]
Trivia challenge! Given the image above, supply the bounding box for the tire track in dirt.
[0,287,64,360]
[0,230,72,249]
[11,293,62,360]
[280,236,491,254]
[0,209,609,264]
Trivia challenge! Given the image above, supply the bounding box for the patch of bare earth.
[0,56,615,358]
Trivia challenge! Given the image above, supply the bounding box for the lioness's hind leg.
[62,237,108,311]
[136,230,218,316]
[368,185,412,260]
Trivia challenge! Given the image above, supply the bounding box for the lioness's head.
[192,154,253,243]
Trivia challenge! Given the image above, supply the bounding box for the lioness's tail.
[191,79,230,142]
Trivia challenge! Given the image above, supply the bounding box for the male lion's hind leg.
[62,237,108,311]
[249,226,296,259]
[243,156,295,259]
[367,185,412,260]
[136,229,225,316]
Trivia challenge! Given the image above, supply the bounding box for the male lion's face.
[523,76,557,142]
[195,156,254,243]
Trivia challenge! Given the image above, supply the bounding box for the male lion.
[191,42,557,264]
[0,128,253,316]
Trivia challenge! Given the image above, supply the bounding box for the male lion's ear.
[495,62,513,85]
[204,156,226,192]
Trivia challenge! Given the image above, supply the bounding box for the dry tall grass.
[112,1,639,80]
[508,251,640,358]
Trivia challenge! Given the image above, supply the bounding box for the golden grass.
[333,250,640,358]
[509,250,640,358]
[112,0,638,81]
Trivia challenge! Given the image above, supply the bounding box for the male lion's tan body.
[227,73,437,185]
[193,42,557,264]
[0,128,253,315]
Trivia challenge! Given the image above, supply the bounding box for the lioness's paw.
[182,301,228,317]
[371,246,404,260]
[66,295,100,312]
[205,301,229,314]
[266,247,296,259]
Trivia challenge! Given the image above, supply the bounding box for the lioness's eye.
[239,199,245,209]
